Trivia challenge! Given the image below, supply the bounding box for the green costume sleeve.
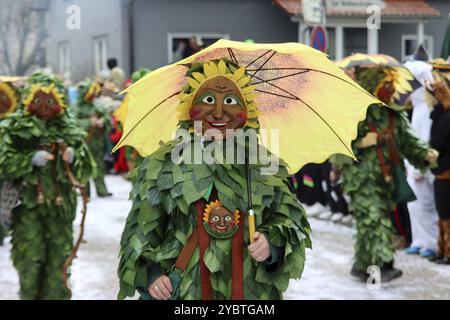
[118,152,169,299]
[394,110,429,170]
[0,116,41,181]
[254,176,311,292]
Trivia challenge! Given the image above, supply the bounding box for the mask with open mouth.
[190,76,247,140]
[203,199,239,239]
[176,59,259,141]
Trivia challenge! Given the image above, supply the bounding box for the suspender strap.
[174,228,199,271]
[231,212,244,300]
[194,199,213,300]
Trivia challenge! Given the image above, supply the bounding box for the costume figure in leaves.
[76,79,112,197]
[0,73,97,299]
[118,60,311,300]
[0,80,20,245]
[331,66,438,282]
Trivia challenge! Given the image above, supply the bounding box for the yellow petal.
[248,109,259,118]
[242,85,257,94]
[232,67,246,82]
[192,72,207,83]
[218,60,227,74]
[246,120,259,129]
[187,77,200,89]
[204,62,218,78]
[245,93,258,102]
[237,76,251,87]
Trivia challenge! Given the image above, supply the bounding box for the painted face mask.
[0,83,17,117]
[23,84,66,121]
[27,91,62,121]
[190,76,248,140]
[203,200,239,239]
[176,60,260,140]
[374,80,395,104]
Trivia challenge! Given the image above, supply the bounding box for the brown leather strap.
[174,228,199,271]
[368,123,391,182]
[231,212,244,300]
[85,127,95,144]
[195,199,213,300]
[369,112,400,183]
[437,169,450,180]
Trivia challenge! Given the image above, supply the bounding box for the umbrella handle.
[248,209,255,244]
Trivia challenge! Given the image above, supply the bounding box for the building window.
[58,42,71,77]
[401,35,433,62]
[168,33,230,64]
[93,36,108,74]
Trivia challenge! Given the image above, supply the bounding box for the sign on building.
[302,0,325,26]
[325,0,386,10]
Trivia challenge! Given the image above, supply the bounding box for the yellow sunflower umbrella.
[336,53,400,69]
[336,53,415,104]
[0,76,26,83]
[114,39,382,174]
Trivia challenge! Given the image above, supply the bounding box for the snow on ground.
[1,175,450,300]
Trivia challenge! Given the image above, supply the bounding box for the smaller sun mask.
[203,200,240,239]
[84,82,102,103]
[23,84,66,121]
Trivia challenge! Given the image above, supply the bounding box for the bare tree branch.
[0,0,49,76]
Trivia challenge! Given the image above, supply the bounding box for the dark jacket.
[430,104,450,175]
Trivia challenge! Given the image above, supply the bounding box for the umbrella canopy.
[114,39,381,174]
[0,76,26,83]
[336,53,400,69]
[337,53,415,106]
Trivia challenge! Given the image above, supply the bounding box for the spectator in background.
[403,46,439,258]
[428,59,450,265]
[107,58,125,90]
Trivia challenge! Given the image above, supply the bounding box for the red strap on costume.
[231,212,244,300]
[194,200,213,300]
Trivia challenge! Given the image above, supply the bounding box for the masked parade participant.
[331,62,439,282]
[0,73,96,299]
[0,78,21,246]
[76,79,112,197]
[115,40,380,300]
[428,59,450,265]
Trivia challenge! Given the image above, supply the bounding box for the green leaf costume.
[0,81,20,245]
[118,139,311,300]
[333,67,430,272]
[75,79,112,197]
[0,73,97,299]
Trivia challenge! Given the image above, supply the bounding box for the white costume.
[404,60,438,252]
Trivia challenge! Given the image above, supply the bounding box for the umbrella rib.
[118,91,181,144]
[254,89,298,100]
[249,51,277,79]
[296,96,355,156]
[306,68,379,100]
[246,67,309,72]
[227,48,239,65]
[252,70,310,85]
[251,74,299,100]
[245,50,273,69]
